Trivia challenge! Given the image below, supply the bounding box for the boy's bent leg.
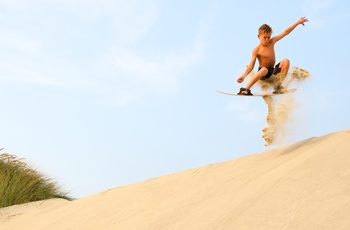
[274,59,290,92]
[279,58,290,75]
[245,68,268,89]
[276,59,290,84]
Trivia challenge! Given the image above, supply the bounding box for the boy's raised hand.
[299,17,309,26]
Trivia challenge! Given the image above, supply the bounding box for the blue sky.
[0,0,349,198]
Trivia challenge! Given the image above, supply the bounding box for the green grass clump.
[0,152,72,208]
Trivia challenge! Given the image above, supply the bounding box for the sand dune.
[1,129,350,229]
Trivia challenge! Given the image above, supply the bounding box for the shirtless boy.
[237,17,309,95]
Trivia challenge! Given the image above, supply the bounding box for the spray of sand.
[259,67,311,146]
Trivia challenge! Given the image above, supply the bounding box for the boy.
[237,17,309,95]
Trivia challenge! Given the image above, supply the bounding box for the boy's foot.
[273,85,286,94]
[238,87,253,96]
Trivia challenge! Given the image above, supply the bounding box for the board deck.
[216,88,297,97]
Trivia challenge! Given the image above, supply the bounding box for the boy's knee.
[281,58,290,66]
[259,67,268,76]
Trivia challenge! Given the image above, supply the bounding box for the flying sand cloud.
[261,67,311,146]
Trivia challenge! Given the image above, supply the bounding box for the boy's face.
[258,32,271,46]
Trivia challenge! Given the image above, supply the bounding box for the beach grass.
[0,151,72,208]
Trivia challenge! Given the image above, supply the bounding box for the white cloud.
[88,42,204,105]
[50,0,159,44]
[0,0,159,44]
[0,30,204,106]
[0,0,26,9]
[0,28,41,53]
[0,0,207,106]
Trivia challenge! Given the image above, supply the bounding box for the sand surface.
[1,129,350,229]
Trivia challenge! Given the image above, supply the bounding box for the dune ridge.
[1,129,350,229]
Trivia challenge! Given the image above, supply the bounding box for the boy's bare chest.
[257,45,275,58]
[257,45,276,66]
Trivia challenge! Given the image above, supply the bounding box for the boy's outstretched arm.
[237,47,258,83]
[273,17,309,43]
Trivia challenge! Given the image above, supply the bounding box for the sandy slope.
[1,129,350,230]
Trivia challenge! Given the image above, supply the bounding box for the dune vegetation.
[0,151,72,208]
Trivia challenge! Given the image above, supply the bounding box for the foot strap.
[238,87,253,95]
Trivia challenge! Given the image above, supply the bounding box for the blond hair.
[258,24,273,35]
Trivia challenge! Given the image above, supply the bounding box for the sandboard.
[216,88,297,97]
